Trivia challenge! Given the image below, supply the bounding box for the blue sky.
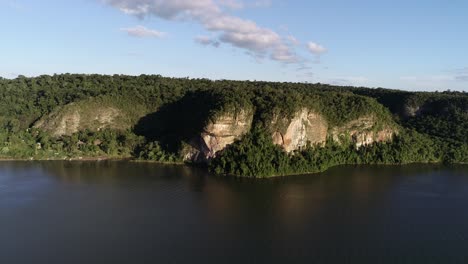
[1,0,467,91]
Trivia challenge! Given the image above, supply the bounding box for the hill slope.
[0,74,466,177]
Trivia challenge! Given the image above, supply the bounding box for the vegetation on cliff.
[0,74,466,177]
[210,128,466,178]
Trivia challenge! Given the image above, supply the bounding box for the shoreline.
[0,157,466,178]
[0,156,129,162]
[0,156,186,165]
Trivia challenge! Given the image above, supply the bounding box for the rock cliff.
[33,102,132,137]
[184,108,396,160]
[184,110,254,162]
[34,99,396,160]
[331,116,395,148]
[270,108,328,152]
[184,107,396,161]
[270,111,395,152]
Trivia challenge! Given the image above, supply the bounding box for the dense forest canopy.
[0,74,466,177]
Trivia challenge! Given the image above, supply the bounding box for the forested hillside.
[0,74,466,177]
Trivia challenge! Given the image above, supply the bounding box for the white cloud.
[307,42,327,55]
[270,44,299,63]
[217,0,243,10]
[195,35,220,48]
[104,0,302,64]
[331,76,369,86]
[120,25,166,38]
[286,35,300,46]
[106,0,220,19]
[218,0,271,9]
[251,0,272,8]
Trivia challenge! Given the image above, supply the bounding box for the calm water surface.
[1,161,468,264]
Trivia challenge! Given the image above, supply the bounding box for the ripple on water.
[0,162,467,264]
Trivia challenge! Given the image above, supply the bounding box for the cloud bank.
[120,25,166,38]
[307,42,327,55]
[104,0,324,65]
[195,35,220,48]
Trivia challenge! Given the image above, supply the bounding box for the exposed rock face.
[270,108,328,152]
[184,110,253,162]
[403,105,420,117]
[269,111,396,152]
[34,103,127,137]
[331,116,395,148]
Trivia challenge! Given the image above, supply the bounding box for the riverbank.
[0,156,129,162]
[0,156,186,165]
[1,155,465,179]
[216,161,457,179]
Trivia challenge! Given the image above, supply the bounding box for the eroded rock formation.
[270,108,328,152]
[184,110,254,162]
[34,103,127,137]
[331,116,395,148]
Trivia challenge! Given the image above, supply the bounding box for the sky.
[1,0,467,91]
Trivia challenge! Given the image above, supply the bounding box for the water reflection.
[0,161,467,263]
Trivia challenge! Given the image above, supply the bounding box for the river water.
[0,161,467,263]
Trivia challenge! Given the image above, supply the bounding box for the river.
[0,161,467,263]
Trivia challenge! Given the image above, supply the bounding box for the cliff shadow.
[134,91,219,152]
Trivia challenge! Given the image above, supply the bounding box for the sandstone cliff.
[34,98,396,161]
[270,110,395,152]
[331,116,395,148]
[184,110,254,162]
[185,107,396,161]
[270,108,328,152]
[33,99,141,137]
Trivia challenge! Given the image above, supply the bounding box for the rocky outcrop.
[269,111,396,152]
[35,97,397,160]
[403,105,421,118]
[331,116,395,148]
[34,103,130,137]
[270,108,328,152]
[184,110,254,162]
